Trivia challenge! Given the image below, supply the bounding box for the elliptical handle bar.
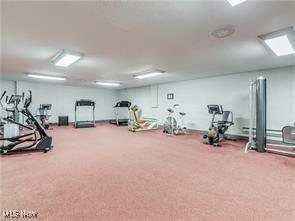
[0,91,6,101]
[0,90,6,108]
[0,91,6,107]
[24,90,33,109]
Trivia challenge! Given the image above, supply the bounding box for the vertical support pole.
[75,105,77,127]
[245,80,254,152]
[256,76,267,152]
[93,105,96,127]
[171,113,174,136]
[14,80,17,94]
[249,81,253,147]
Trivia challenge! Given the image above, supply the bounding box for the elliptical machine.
[163,104,187,136]
[203,105,234,147]
[0,91,23,138]
[0,90,53,154]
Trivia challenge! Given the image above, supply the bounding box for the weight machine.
[244,76,295,156]
[36,104,52,130]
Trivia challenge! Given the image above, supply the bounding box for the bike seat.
[179,112,186,116]
[168,108,174,113]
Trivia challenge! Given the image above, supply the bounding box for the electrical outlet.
[167,93,174,100]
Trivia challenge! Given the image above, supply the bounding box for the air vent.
[211,25,236,38]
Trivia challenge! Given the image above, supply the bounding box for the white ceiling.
[1,0,295,89]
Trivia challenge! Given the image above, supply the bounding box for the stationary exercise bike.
[203,105,234,147]
[163,104,187,136]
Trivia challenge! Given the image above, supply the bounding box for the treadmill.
[109,101,131,126]
[74,99,96,128]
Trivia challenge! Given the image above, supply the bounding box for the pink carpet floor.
[1,123,295,221]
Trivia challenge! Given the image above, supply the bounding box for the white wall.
[119,66,295,136]
[0,80,15,96]
[0,80,119,123]
[1,66,294,131]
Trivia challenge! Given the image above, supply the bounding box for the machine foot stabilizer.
[36,136,53,152]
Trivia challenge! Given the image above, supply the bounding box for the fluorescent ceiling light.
[227,0,247,6]
[27,73,66,81]
[96,82,121,86]
[134,70,164,79]
[51,49,82,67]
[259,27,295,56]
[264,35,294,56]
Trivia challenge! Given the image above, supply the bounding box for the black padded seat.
[168,108,174,113]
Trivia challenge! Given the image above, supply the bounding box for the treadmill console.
[75,99,95,106]
[207,105,223,115]
[40,104,52,110]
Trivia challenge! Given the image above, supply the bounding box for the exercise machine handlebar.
[0,90,6,101]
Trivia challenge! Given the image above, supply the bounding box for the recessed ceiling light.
[27,73,66,81]
[96,82,121,86]
[264,35,294,56]
[259,27,295,56]
[51,49,82,67]
[227,0,247,7]
[133,70,165,79]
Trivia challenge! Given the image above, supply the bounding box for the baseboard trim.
[50,120,111,126]
[50,121,250,140]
